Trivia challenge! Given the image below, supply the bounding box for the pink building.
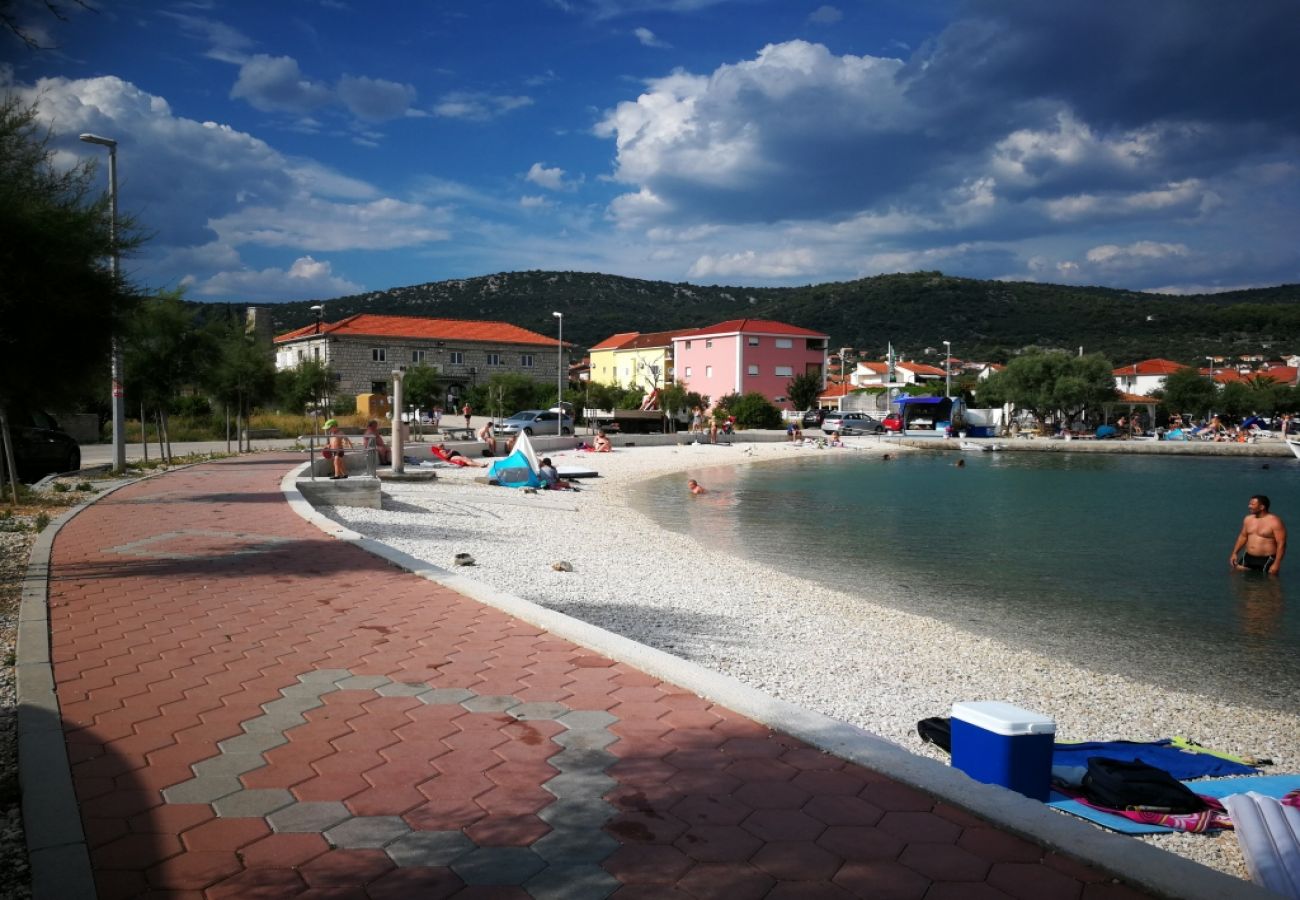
[671,319,829,410]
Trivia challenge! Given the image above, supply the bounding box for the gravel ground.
[326,438,1299,881]
[1,524,36,900]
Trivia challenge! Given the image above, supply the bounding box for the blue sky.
[4,0,1298,301]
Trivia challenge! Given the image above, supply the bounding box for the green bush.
[727,392,783,429]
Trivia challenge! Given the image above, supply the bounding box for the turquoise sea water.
[629,450,1300,712]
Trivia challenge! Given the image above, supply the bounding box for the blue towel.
[1053,740,1257,782]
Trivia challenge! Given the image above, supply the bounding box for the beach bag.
[916,716,951,753]
[1081,757,1207,813]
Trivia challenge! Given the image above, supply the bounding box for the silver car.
[822,412,884,435]
[494,409,575,436]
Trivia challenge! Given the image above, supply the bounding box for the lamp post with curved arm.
[80,133,125,472]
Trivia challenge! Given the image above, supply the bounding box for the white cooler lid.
[951,701,1056,736]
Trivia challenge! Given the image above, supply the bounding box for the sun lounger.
[1222,791,1300,898]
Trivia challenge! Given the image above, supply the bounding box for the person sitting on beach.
[787,421,802,442]
[323,419,353,479]
[687,478,706,495]
[538,457,575,490]
[432,444,486,467]
[592,430,612,452]
[362,419,391,465]
[477,420,498,456]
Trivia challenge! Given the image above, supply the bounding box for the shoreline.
[325,438,1298,880]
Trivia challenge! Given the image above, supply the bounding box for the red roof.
[275,314,565,347]
[589,331,641,351]
[1112,358,1185,376]
[624,329,694,350]
[672,318,828,340]
[1257,366,1299,383]
[897,362,946,376]
[818,382,857,399]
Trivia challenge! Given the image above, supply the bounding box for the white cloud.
[688,248,818,279]
[192,256,363,301]
[433,91,534,121]
[808,5,842,25]
[337,74,417,122]
[230,54,333,115]
[634,27,670,48]
[1084,241,1189,267]
[520,195,550,208]
[526,162,581,191]
[210,197,450,251]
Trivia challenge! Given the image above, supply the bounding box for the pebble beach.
[323,437,1298,880]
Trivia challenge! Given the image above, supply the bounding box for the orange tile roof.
[275,314,566,347]
[1202,368,1247,383]
[1112,358,1186,376]
[1257,366,1299,383]
[897,362,946,376]
[818,382,857,399]
[589,331,641,351]
[1115,391,1159,403]
[623,329,694,350]
[673,318,829,339]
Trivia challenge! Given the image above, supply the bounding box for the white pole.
[391,369,404,474]
[553,311,563,435]
[80,134,126,472]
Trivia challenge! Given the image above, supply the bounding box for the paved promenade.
[31,455,1165,898]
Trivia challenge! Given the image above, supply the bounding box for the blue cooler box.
[950,701,1056,802]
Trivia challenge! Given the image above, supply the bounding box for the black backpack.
[916,716,952,753]
[1081,757,1207,813]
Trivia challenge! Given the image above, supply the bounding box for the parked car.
[801,409,827,427]
[882,413,904,432]
[822,412,884,435]
[9,410,80,481]
[494,409,575,436]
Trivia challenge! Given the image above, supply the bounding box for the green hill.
[199,270,1300,365]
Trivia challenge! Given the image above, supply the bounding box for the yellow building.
[587,329,689,390]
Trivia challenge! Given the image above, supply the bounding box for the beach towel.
[1050,774,1300,835]
[1053,740,1258,782]
[1222,791,1300,897]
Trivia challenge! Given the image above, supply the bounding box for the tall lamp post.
[943,340,952,397]
[80,133,126,473]
[552,311,564,435]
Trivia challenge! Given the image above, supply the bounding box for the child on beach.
[324,419,352,479]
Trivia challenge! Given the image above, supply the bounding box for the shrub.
[728,392,783,429]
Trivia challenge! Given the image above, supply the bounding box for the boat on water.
[960,441,1003,452]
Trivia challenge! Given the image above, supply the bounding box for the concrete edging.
[280,460,1269,900]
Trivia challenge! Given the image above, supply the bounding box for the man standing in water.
[1231,494,1286,575]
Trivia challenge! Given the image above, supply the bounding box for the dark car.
[801,409,826,427]
[822,412,884,435]
[9,410,81,481]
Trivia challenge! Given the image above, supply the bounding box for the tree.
[979,351,1117,429]
[726,392,782,429]
[403,364,441,411]
[0,95,140,496]
[124,290,215,460]
[1218,381,1253,419]
[206,316,275,451]
[1158,367,1218,418]
[277,359,334,413]
[786,372,822,411]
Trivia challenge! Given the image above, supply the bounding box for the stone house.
[274,313,567,410]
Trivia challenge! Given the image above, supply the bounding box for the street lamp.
[552,311,564,435]
[310,303,324,334]
[943,340,952,397]
[80,133,126,473]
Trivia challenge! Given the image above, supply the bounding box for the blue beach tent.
[488,431,542,488]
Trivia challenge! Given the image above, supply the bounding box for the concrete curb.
[16,474,151,900]
[280,461,1269,900]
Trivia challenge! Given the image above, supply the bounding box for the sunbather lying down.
[433,444,485,467]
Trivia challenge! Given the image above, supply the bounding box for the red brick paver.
[41,456,1158,898]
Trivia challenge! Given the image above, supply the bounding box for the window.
[487,352,502,366]
[520,354,534,367]
[705,365,713,378]
[371,381,387,394]
[685,366,693,377]
[747,337,759,346]
[412,349,426,363]
[775,338,793,349]
[297,350,304,362]
[372,348,386,362]
[684,341,692,350]
[313,347,320,360]
[705,340,713,349]
[449,351,464,365]
[747,364,759,376]
[775,366,794,377]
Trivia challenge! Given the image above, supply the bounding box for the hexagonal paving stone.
[461,695,520,713]
[450,846,546,885]
[268,801,352,834]
[530,828,619,865]
[508,701,570,721]
[553,730,617,751]
[537,797,616,830]
[557,710,617,731]
[325,815,411,848]
[421,688,475,706]
[525,864,620,900]
[541,771,616,800]
[385,830,475,867]
[212,789,296,818]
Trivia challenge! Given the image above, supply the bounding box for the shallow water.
[630,449,1300,712]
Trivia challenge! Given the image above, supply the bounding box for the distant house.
[851,360,945,387]
[1112,358,1186,396]
[274,313,567,409]
[672,319,829,410]
[586,328,693,392]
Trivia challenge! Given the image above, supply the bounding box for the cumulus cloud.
[230,55,333,115]
[17,75,451,299]
[688,248,818,279]
[634,27,670,48]
[191,256,363,301]
[526,162,582,192]
[337,75,418,122]
[808,5,842,25]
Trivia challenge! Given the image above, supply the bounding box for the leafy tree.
[277,359,334,412]
[786,372,822,411]
[467,373,545,418]
[1218,381,1253,419]
[727,392,782,429]
[124,290,216,459]
[0,96,141,493]
[205,316,275,450]
[979,351,1117,429]
[1158,367,1218,418]
[403,364,441,411]
[659,384,689,430]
